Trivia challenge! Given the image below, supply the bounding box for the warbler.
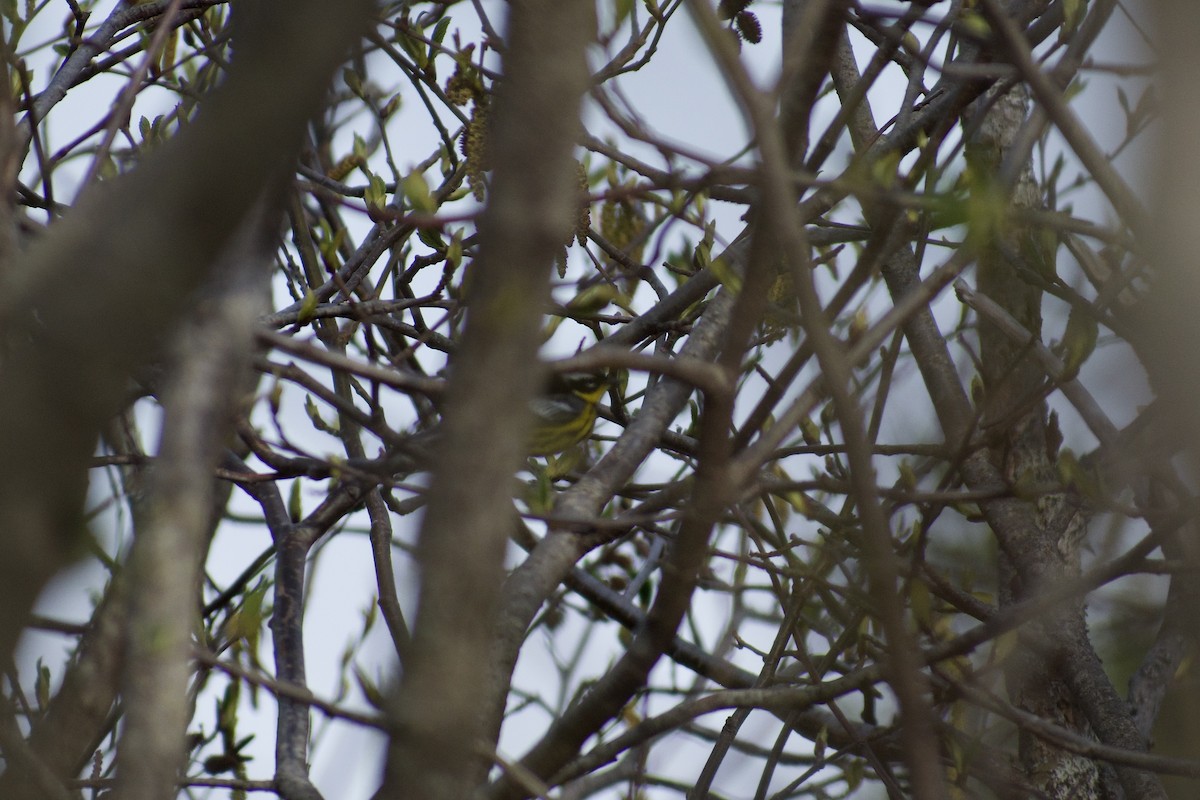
[354,370,610,480]
[526,371,609,456]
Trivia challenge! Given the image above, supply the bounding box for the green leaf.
[351,133,368,163]
[396,27,428,69]
[992,629,1020,664]
[960,11,990,39]
[566,283,622,314]
[97,155,118,180]
[297,289,319,324]
[782,490,809,517]
[35,659,50,711]
[446,231,463,270]
[401,171,436,213]
[217,681,239,730]
[364,173,388,215]
[845,759,864,791]
[1060,0,1086,41]
[614,0,634,26]
[417,228,446,252]
[545,446,585,479]
[800,416,821,445]
[354,667,386,710]
[965,167,1007,246]
[708,255,741,294]
[432,16,451,45]
[868,148,902,189]
[525,468,554,514]
[304,395,337,434]
[910,580,932,628]
[1060,303,1098,378]
[379,92,402,119]
[288,479,303,523]
[700,221,738,291]
[316,225,346,265]
[267,378,283,415]
[223,579,270,649]
[342,66,364,98]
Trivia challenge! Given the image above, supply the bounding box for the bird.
[348,370,612,481]
[525,371,610,456]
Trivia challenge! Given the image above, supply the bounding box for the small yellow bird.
[525,372,609,456]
